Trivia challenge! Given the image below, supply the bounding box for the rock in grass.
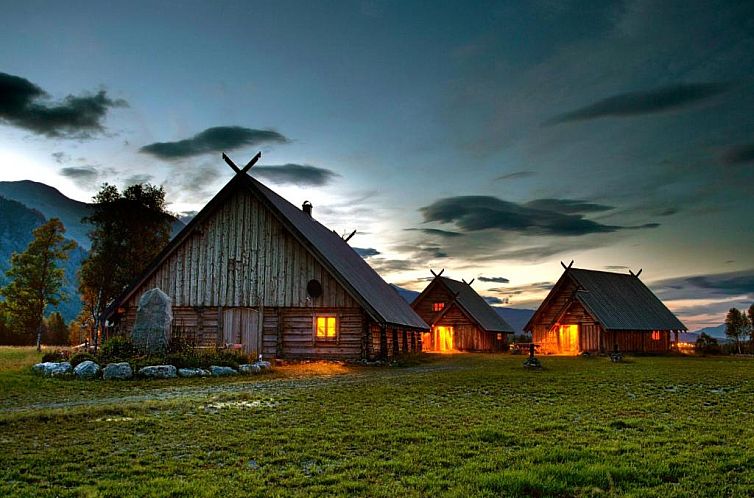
[255,361,272,371]
[74,360,101,380]
[32,362,73,377]
[210,365,238,377]
[138,365,177,379]
[178,367,210,378]
[103,362,133,380]
[238,364,262,375]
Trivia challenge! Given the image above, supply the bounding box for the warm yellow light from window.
[651,330,660,340]
[433,302,445,312]
[316,316,336,339]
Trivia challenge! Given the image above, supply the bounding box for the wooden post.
[411,330,417,352]
[216,306,223,347]
[402,329,408,352]
[276,310,283,358]
[392,328,399,357]
[379,325,387,361]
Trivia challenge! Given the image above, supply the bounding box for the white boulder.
[138,365,177,379]
[103,362,133,380]
[210,365,238,377]
[74,360,101,380]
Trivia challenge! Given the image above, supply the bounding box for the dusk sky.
[1,0,753,329]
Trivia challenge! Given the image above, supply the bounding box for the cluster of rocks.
[32,360,272,380]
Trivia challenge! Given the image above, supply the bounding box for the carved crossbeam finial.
[560,260,574,270]
[429,268,445,278]
[223,151,262,175]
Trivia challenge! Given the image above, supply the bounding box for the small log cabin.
[412,274,514,352]
[103,157,428,361]
[525,267,686,354]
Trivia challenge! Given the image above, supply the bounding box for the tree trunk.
[36,322,43,352]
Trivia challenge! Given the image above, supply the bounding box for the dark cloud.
[652,269,754,301]
[489,282,553,295]
[524,198,614,214]
[0,72,126,137]
[354,247,380,258]
[60,166,98,182]
[404,228,463,238]
[546,82,730,125]
[722,142,754,165]
[420,195,658,236]
[368,258,418,274]
[123,174,154,186]
[140,126,289,159]
[52,151,70,164]
[496,171,536,181]
[252,164,339,186]
[484,296,506,305]
[478,276,510,283]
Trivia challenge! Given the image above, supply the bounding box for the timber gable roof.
[414,276,514,333]
[105,172,429,330]
[524,268,686,332]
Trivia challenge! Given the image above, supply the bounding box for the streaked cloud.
[252,164,339,186]
[140,126,289,159]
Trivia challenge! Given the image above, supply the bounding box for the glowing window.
[432,302,445,312]
[651,330,661,341]
[315,315,337,340]
[497,333,503,341]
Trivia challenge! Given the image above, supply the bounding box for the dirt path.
[1,362,460,414]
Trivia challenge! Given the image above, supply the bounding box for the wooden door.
[222,308,261,356]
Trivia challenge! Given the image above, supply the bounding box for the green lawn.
[1,348,753,497]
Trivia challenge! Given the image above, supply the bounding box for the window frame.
[651,330,661,341]
[313,313,339,343]
[432,302,445,312]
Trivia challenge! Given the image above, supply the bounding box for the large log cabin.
[103,154,428,361]
[412,273,514,352]
[525,266,686,354]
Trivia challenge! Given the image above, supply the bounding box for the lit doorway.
[434,326,455,352]
[557,324,579,354]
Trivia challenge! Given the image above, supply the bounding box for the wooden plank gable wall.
[117,187,403,360]
[530,276,674,354]
[412,281,505,352]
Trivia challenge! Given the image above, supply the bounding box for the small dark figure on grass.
[610,344,623,363]
[523,343,542,369]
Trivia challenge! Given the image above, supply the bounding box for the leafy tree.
[725,308,746,354]
[748,303,754,346]
[0,218,76,350]
[695,332,721,355]
[79,183,172,351]
[46,311,69,346]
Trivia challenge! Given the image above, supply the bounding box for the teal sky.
[1,0,753,329]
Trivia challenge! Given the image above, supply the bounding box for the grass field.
[1,347,754,497]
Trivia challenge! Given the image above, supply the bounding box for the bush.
[99,336,136,362]
[41,350,69,362]
[70,352,97,367]
[164,352,201,369]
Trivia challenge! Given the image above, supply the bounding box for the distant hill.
[0,181,185,249]
[0,181,186,324]
[0,195,85,322]
[691,324,727,339]
[0,181,93,249]
[391,284,535,335]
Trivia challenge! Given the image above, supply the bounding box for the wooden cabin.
[103,156,428,361]
[412,274,514,352]
[525,267,686,354]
